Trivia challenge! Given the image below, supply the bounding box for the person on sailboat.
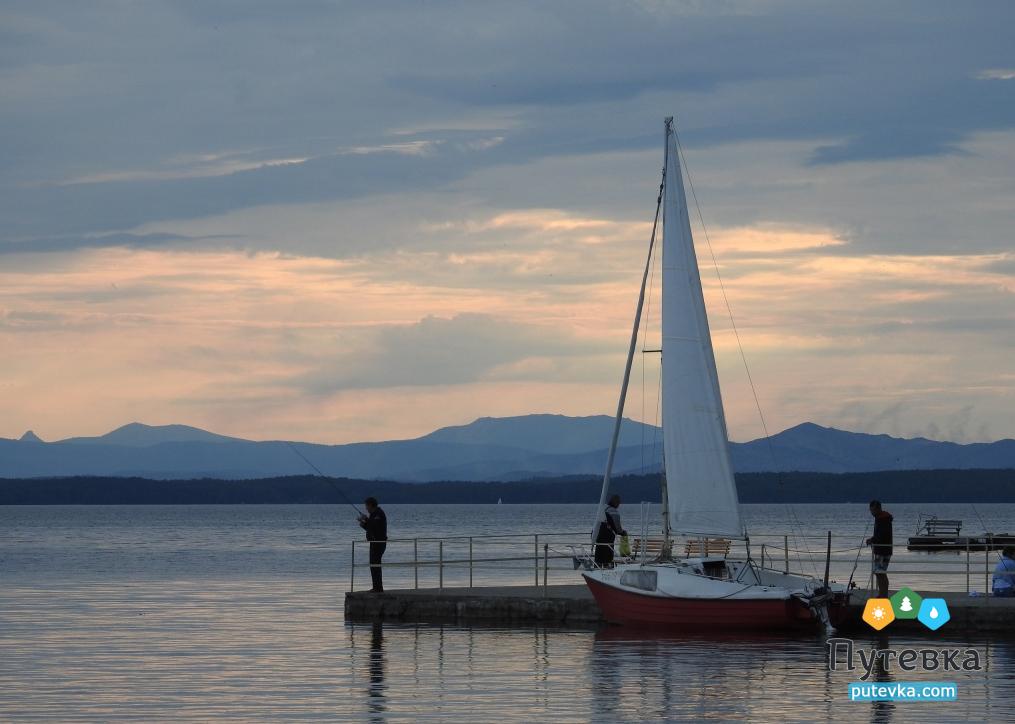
[358,497,388,592]
[992,546,1015,597]
[594,494,628,568]
[866,500,893,597]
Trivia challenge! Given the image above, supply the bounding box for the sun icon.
[862,598,895,630]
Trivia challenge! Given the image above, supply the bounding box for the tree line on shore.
[1,469,1014,504]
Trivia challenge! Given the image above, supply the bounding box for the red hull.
[584,574,827,630]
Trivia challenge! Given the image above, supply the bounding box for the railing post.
[350,540,356,592]
[966,539,970,594]
[761,543,766,569]
[986,546,990,598]
[469,536,474,588]
[414,538,419,590]
[439,540,444,590]
[784,535,789,574]
[543,543,549,593]
[534,534,539,587]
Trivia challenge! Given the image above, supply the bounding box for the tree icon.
[890,587,923,619]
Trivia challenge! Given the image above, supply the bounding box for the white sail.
[661,120,743,538]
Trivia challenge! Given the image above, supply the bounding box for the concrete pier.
[345,586,1015,633]
[345,585,601,626]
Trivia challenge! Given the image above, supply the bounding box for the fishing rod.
[286,442,364,516]
[846,519,872,591]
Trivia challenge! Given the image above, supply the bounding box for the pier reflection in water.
[343,620,1012,721]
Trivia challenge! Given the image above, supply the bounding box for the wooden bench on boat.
[630,537,667,559]
[629,537,732,558]
[683,538,732,558]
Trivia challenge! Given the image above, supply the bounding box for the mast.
[590,124,667,542]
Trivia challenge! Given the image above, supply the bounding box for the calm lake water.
[3,503,1015,721]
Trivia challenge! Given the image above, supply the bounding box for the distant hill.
[1,415,1013,481]
[736,422,1015,473]
[60,423,244,447]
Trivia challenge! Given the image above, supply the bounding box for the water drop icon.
[918,598,949,630]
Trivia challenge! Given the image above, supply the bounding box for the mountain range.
[3,415,1014,481]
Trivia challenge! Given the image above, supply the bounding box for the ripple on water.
[3,580,1015,721]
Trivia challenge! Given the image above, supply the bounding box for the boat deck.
[345,585,1015,633]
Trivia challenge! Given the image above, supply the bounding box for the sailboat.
[582,118,848,630]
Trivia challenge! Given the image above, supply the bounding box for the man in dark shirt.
[358,497,388,592]
[594,494,628,568]
[866,499,893,597]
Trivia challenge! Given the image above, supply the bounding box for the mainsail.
[660,119,743,538]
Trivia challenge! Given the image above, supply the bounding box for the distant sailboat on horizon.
[581,117,848,630]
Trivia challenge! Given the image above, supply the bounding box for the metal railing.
[348,530,1013,597]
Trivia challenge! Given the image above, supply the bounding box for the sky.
[1,0,1013,445]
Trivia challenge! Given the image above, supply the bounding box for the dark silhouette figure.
[594,494,627,568]
[358,497,387,592]
[866,500,893,597]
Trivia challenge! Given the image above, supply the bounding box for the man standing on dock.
[358,497,387,593]
[866,500,893,598]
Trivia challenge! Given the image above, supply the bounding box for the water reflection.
[591,627,831,720]
[870,632,895,724]
[337,621,1011,721]
[368,623,386,719]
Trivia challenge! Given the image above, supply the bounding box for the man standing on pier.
[866,500,893,598]
[358,497,387,593]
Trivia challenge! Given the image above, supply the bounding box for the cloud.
[809,128,968,165]
[976,69,1015,80]
[0,143,495,239]
[3,2,1014,241]
[0,232,218,254]
[2,2,1014,445]
[296,313,597,393]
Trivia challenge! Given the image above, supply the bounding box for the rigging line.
[672,126,817,576]
[286,441,363,515]
[640,227,661,475]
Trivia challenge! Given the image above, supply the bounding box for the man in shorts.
[866,499,893,597]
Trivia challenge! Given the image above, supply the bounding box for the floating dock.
[345,585,1015,633]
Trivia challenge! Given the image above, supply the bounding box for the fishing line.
[970,503,1004,564]
[286,442,364,515]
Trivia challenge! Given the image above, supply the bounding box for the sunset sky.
[2,1,1013,444]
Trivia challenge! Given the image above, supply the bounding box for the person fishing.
[866,499,893,598]
[594,494,627,568]
[992,546,1015,598]
[358,497,388,593]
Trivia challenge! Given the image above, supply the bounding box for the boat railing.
[348,530,1008,596]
